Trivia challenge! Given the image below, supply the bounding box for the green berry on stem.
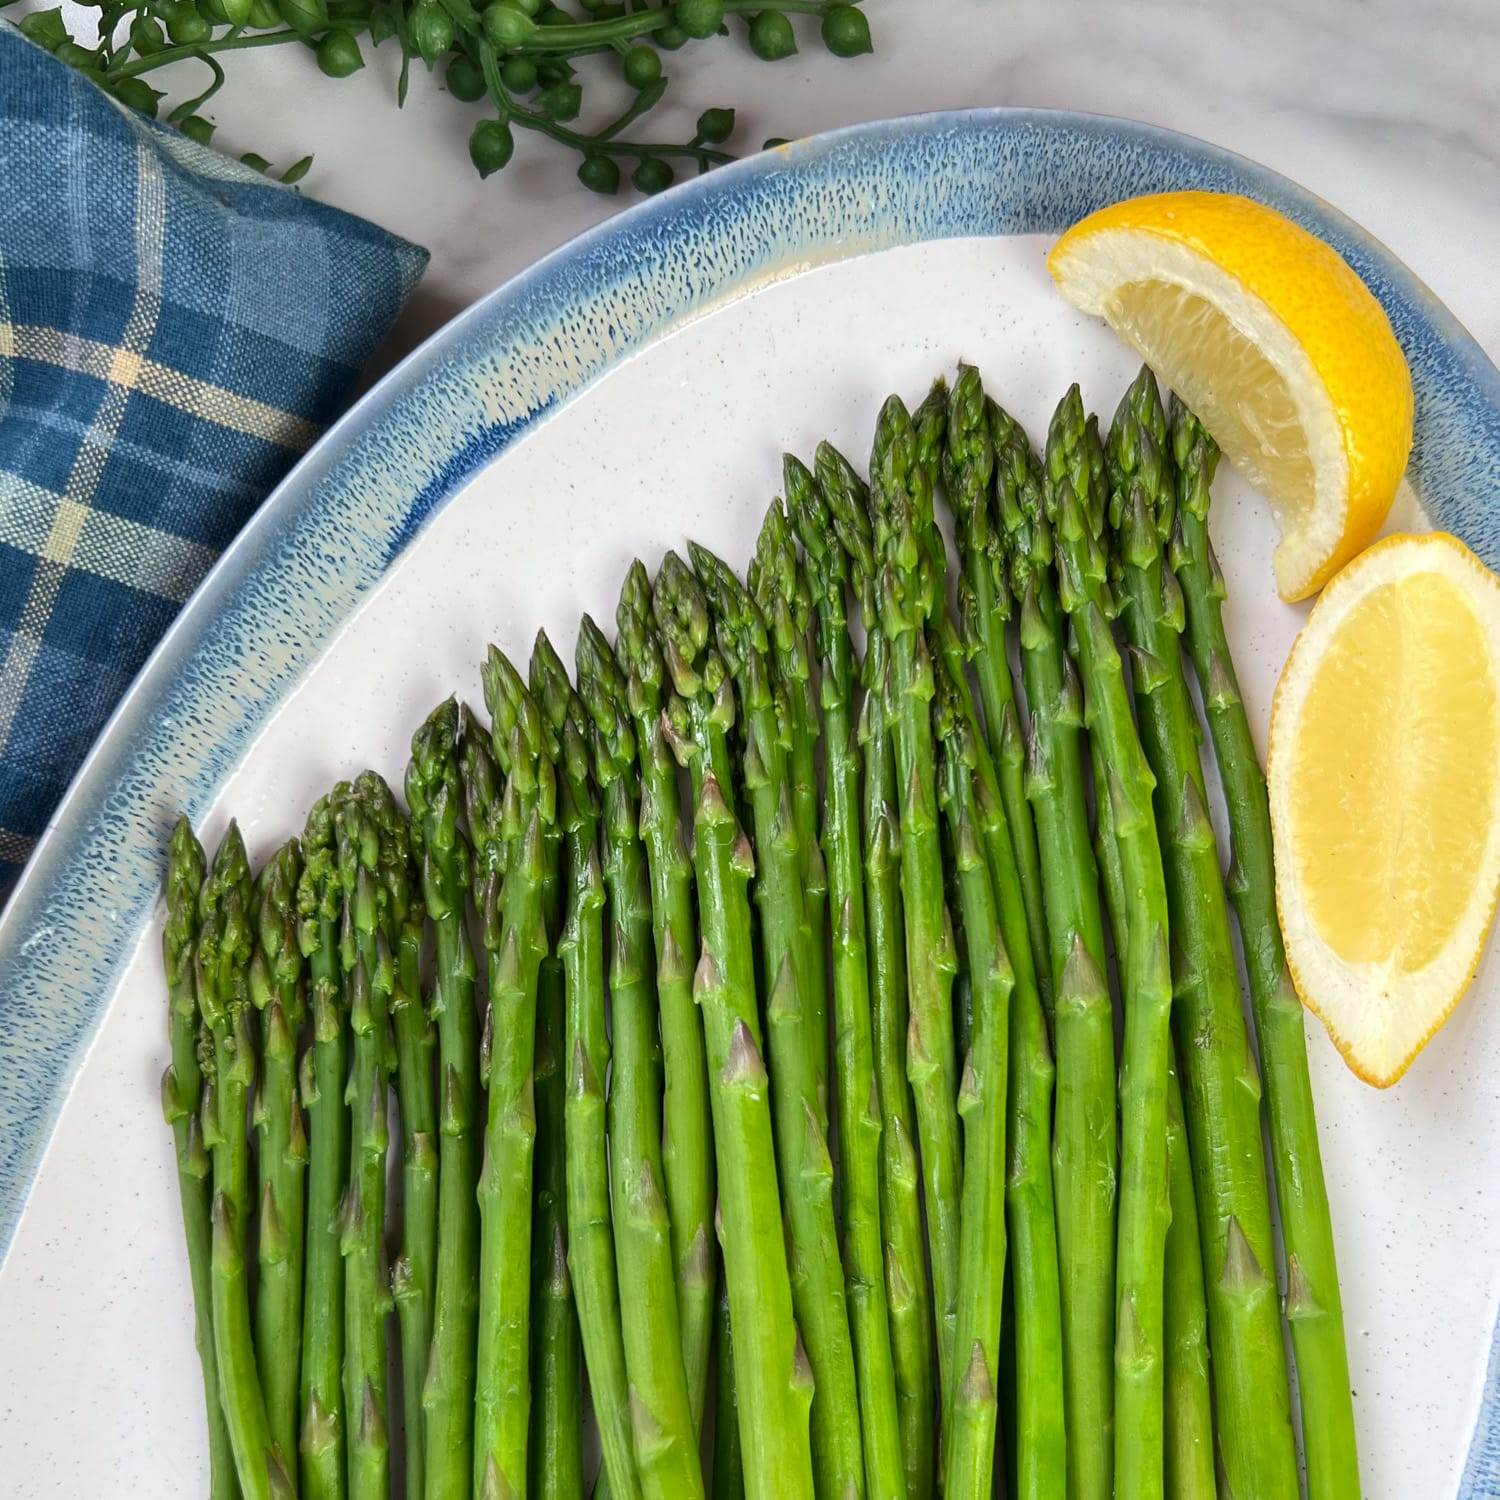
[482,1,535,48]
[536,58,570,84]
[748,10,796,60]
[54,39,99,69]
[278,0,327,34]
[165,1,212,44]
[501,56,539,90]
[674,0,723,41]
[632,156,674,194]
[17,8,70,51]
[130,14,166,52]
[535,1,570,21]
[316,30,364,76]
[246,0,279,27]
[510,0,542,12]
[470,118,516,177]
[695,106,734,144]
[622,44,662,89]
[180,114,216,145]
[113,78,164,115]
[656,21,687,48]
[412,0,456,65]
[821,4,871,56]
[447,54,487,101]
[537,81,582,121]
[578,153,621,195]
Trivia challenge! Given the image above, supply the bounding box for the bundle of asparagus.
[162,365,1359,1500]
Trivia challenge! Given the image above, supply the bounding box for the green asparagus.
[652,549,815,1500]
[1169,398,1360,1500]
[198,822,287,1499]
[786,454,905,1500]
[409,700,483,1500]
[336,778,397,1500]
[1093,737,1215,1500]
[574,618,704,1497]
[296,795,349,1500]
[1044,385,1172,1500]
[162,818,238,1500]
[470,649,557,1500]
[711,1277,745,1500]
[818,438,937,1500]
[615,566,717,1430]
[992,392,1117,1500]
[249,837,308,1473]
[862,395,963,1405]
[1108,368,1296,1497]
[933,670,1012,1500]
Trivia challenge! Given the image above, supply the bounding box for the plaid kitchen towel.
[0,26,427,895]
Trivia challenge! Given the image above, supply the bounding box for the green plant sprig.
[13,0,873,197]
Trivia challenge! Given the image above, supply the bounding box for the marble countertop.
[40,0,1499,373]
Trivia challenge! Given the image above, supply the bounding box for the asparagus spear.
[336,777,397,1500]
[941,367,1052,1017]
[691,537,864,1500]
[470,650,557,1500]
[817,438,937,1500]
[1093,740,1215,1500]
[711,1277,744,1500]
[162,819,239,1500]
[296,795,349,1500]
[991,393,1117,1500]
[859,394,963,1405]
[786,454,905,1500]
[1108,369,1296,1497]
[198,822,288,1500]
[574,618,704,1497]
[615,565,717,1429]
[409,701,483,1500]
[250,838,308,1474]
[747,499,830,1130]
[527,639,586,1500]
[933,669,1012,1500]
[1044,385,1173,1500]
[359,772,440,1500]
[1169,399,1360,1499]
[652,550,815,1500]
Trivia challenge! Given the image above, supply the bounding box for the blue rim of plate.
[1,107,1497,1488]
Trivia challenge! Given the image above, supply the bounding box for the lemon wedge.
[1268,533,1500,1085]
[1048,191,1413,601]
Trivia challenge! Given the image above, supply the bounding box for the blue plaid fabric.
[0,27,427,893]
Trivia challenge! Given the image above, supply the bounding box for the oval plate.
[1,109,1498,1495]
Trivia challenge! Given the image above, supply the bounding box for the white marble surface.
[34,0,1500,373]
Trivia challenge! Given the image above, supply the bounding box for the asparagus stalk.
[198,822,288,1500]
[858,395,963,1404]
[1169,399,1360,1499]
[528,638,586,1500]
[1092,740,1215,1500]
[1108,369,1296,1497]
[992,393,1117,1500]
[296,795,349,1500]
[933,670,1012,1500]
[409,701,483,1500]
[574,619,704,1497]
[817,438,937,1500]
[162,819,239,1500]
[470,650,557,1500]
[786,454,905,1500]
[652,550,815,1500]
[747,499,830,1130]
[336,777,397,1500]
[360,772,440,1500]
[711,1277,745,1500]
[615,565,717,1429]
[941,367,1052,1017]
[691,535,864,1500]
[250,838,308,1473]
[1044,385,1173,1500]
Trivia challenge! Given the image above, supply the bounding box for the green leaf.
[240,151,272,173]
[280,154,314,184]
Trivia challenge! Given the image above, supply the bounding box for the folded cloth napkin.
[0,27,427,895]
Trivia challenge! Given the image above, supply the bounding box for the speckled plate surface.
[1,110,1498,1497]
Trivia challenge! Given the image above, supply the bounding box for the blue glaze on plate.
[0,107,1497,1487]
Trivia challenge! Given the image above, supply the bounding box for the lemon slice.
[1048,191,1413,601]
[1268,533,1500,1085]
